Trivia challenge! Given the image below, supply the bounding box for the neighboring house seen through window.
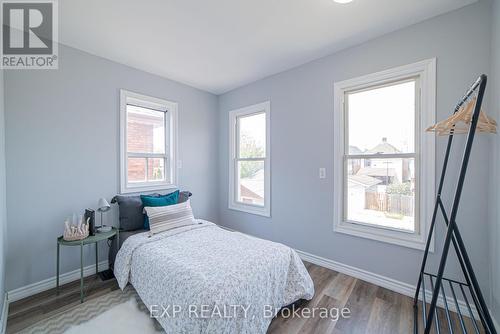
[120,90,178,194]
[346,81,417,232]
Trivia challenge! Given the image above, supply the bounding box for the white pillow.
[144,200,196,236]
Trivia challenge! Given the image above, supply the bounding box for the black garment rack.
[413,74,496,334]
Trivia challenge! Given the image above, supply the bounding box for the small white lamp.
[97,198,111,232]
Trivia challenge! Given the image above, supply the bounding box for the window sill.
[228,202,270,217]
[120,183,178,195]
[334,220,434,252]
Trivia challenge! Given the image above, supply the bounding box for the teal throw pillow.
[141,190,180,229]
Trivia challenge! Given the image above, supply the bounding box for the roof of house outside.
[349,145,363,154]
[348,175,382,188]
[357,167,397,178]
[365,137,401,154]
[240,169,265,199]
[240,185,263,200]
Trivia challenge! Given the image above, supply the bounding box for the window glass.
[229,102,270,216]
[347,81,415,154]
[127,105,165,154]
[238,112,266,158]
[345,79,417,232]
[147,158,166,182]
[237,160,265,206]
[127,157,147,183]
[346,158,415,232]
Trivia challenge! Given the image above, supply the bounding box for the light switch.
[319,168,326,179]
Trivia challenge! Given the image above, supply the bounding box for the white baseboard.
[295,249,479,320]
[1,293,8,334]
[7,260,109,303]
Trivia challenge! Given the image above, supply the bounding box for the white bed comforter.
[114,220,314,334]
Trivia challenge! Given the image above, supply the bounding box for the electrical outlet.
[319,168,326,179]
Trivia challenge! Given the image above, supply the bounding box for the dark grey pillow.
[178,191,192,203]
[112,193,160,231]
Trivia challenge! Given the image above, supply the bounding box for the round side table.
[56,228,119,303]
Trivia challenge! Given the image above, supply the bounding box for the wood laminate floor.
[6,262,482,333]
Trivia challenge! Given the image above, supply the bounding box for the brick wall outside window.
[127,112,165,182]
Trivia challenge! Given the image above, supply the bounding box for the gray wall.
[0,70,6,319]
[489,0,500,324]
[4,45,219,291]
[218,0,492,293]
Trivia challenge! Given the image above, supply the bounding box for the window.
[228,102,270,216]
[120,90,178,194]
[333,59,436,250]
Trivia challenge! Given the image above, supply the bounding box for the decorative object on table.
[63,215,90,241]
[414,75,497,334]
[97,197,111,233]
[84,208,96,236]
[57,227,119,303]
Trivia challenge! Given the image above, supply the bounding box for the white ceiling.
[60,0,477,94]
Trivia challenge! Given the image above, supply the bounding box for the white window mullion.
[345,153,416,160]
[237,157,267,162]
[127,152,168,159]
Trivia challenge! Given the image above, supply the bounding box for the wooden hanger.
[426,97,497,135]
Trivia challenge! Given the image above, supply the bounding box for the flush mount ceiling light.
[333,0,353,3]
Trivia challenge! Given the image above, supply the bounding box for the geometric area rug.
[16,287,165,334]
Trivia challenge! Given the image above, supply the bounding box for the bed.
[113,220,314,333]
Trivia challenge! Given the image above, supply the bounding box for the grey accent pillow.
[178,191,192,203]
[112,193,160,231]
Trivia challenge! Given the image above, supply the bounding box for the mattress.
[114,220,314,333]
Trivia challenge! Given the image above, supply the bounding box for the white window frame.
[228,101,271,217]
[333,59,436,250]
[120,89,178,194]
